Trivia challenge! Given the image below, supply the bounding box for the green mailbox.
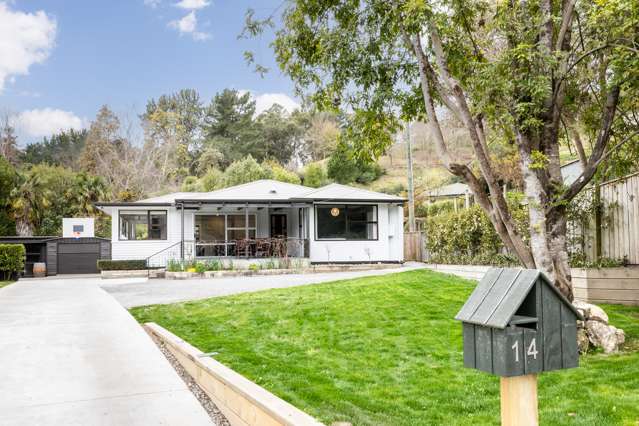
[455,268,583,377]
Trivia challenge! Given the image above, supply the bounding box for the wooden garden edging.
[145,323,324,426]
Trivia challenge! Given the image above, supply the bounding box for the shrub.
[248,263,261,271]
[0,244,25,280]
[193,261,207,274]
[97,259,147,271]
[264,161,301,184]
[222,155,272,187]
[204,259,222,271]
[166,259,185,272]
[302,162,329,188]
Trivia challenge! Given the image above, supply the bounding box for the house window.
[119,210,167,240]
[315,205,378,240]
[226,214,256,240]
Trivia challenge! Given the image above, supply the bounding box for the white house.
[96,180,405,265]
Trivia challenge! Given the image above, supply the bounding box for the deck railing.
[146,238,309,268]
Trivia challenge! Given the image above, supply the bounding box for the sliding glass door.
[194,214,256,257]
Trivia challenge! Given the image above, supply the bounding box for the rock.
[588,304,609,323]
[577,328,590,353]
[572,300,609,323]
[616,328,626,346]
[585,320,624,353]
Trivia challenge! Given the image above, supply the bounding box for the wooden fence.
[404,231,426,261]
[569,172,639,265]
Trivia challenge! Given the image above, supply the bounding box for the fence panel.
[404,231,426,261]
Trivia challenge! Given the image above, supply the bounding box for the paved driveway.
[0,279,212,425]
[102,263,426,308]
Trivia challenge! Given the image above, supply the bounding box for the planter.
[101,270,149,279]
[165,271,198,280]
[33,262,47,278]
[571,266,639,306]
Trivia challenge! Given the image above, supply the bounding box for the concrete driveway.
[0,279,212,425]
[102,263,426,308]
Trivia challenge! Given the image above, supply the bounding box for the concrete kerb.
[145,322,324,426]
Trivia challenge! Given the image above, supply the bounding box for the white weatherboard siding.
[110,206,188,261]
[309,204,404,263]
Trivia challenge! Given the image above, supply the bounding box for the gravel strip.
[147,331,230,426]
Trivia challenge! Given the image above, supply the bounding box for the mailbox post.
[455,268,583,426]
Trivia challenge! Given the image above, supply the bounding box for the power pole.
[406,122,416,232]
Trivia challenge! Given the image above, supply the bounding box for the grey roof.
[296,183,405,202]
[186,180,312,201]
[561,160,584,186]
[426,182,470,198]
[455,268,582,329]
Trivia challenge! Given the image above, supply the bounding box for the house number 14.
[511,338,538,362]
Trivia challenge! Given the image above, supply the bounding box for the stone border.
[145,323,324,426]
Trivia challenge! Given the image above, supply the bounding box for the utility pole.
[405,121,416,232]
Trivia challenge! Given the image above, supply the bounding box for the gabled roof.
[138,192,209,203]
[426,182,470,198]
[297,183,405,202]
[96,179,405,207]
[186,180,312,201]
[455,268,582,329]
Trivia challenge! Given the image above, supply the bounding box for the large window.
[315,205,378,240]
[119,210,167,240]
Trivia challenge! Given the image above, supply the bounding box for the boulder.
[585,320,625,353]
[588,304,609,323]
[576,328,590,354]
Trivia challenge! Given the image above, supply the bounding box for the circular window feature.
[330,207,340,217]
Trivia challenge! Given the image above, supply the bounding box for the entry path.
[103,263,427,308]
[0,279,212,425]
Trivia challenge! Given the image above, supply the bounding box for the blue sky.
[0,0,298,145]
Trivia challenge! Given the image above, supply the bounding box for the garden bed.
[131,269,639,425]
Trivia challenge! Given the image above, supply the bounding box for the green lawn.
[0,280,14,289]
[131,270,639,426]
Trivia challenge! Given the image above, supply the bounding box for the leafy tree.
[221,155,272,187]
[303,111,340,161]
[263,160,301,184]
[302,162,329,188]
[0,156,17,235]
[250,0,639,299]
[142,89,203,178]
[255,104,303,165]
[327,142,384,184]
[22,129,88,169]
[195,146,224,175]
[11,165,108,236]
[199,168,224,191]
[203,89,261,166]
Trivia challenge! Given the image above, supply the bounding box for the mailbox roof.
[455,268,583,329]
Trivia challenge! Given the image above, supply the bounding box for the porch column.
[180,203,184,260]
[244,203,249,257]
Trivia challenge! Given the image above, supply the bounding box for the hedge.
[97,259,147,271]
[0,244,26,280]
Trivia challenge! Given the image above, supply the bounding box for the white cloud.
[253,93,300,115]
[174,0,210,10]
[0,2,57,91]
[168,11,211,41]
[13,108,84,138]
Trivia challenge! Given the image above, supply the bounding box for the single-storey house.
[95,180,405,266]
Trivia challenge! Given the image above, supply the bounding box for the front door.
[270,214,287,238]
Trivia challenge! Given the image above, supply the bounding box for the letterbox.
[455,268,583,377]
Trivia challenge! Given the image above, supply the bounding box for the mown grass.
[0,280,14,289]
[131,270,639,425]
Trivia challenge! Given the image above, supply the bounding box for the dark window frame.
[314,204,379,241]
[118,209,168,241]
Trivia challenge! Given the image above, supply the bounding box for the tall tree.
[0,113,19,165]
[142,89,203,179]
[202,89,260,165]
[249,0,639,299]
[22,129,88,169]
